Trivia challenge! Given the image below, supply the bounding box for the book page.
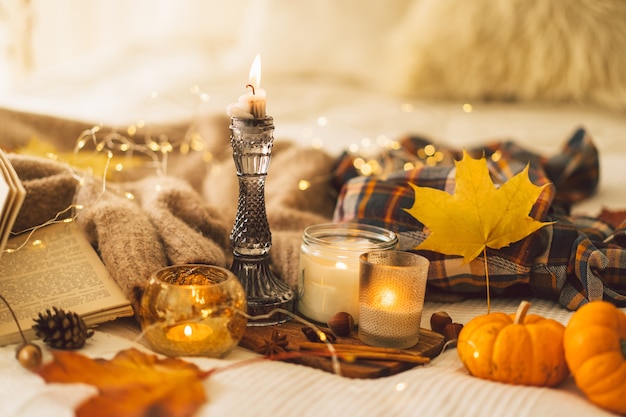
[0,150,26,256]
[0,159,11,253]
[0,171,8,227]
[0,221,134,346]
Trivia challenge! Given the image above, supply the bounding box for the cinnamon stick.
[299,342,419,355]
[339,351,430,364]
[299,342,430,364]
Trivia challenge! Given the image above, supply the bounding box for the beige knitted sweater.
[2,107,337,314]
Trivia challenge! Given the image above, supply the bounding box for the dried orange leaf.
[405,150,551,262]
[598,207,626,229]
[37,348,211,417]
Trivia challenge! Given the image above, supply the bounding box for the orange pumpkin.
[457,300,569,386]
[563,300,626,415]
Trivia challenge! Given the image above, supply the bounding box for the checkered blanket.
[332,128,626,310]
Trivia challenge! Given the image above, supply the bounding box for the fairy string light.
[133,307,343,376]
[4,149,113,256]
[5,89,457,257]
[74,84,213,178]
[4,85,216,256]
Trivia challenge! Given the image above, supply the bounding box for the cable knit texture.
[4,108,337,316]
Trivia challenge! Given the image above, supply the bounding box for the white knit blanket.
[0,297,616,417]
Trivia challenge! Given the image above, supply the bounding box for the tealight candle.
[166,323,215,342]
[297,223,397,324]
[140,264,247,358]
[227,54,267,119]
[358,251,429,349]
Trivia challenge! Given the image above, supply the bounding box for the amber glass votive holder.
[140,264,247,358]
[358,251,429,349]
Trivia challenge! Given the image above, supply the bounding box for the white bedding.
[0,38,625,417]
[0,299,618,417]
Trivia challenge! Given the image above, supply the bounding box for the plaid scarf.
[332,128,626,310]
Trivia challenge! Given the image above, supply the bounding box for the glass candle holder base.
[358,308,422,349]
[230,254,295,326]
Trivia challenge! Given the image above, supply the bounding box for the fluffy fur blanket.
[231,0,626,111]
[385,0,626,110]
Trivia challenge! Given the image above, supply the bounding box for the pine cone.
[32,307,94,349]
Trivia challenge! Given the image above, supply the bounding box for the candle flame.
[379,288,396,307]
[248,54,262,90]
[184,325,193,337]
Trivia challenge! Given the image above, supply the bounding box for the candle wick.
[245,84,256,95]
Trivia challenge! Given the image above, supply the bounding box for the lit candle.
[358,251,429,349]
[227,54,267,119]
[149,317,236,357]
[139,264,248,358]
[359,283,423,348]
[166,323,213,342]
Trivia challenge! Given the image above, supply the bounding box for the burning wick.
[245,84,256,95]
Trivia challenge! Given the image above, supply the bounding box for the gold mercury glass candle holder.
[139,264,248,358]
[228,116,295,325]
[358,251,429,349]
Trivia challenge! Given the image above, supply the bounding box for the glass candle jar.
[297,223,397,324]
[140,264,247,358]
[358,250,429,349]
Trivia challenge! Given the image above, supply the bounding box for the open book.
[0,219,134,346]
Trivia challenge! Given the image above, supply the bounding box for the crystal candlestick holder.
[229,116,295,325]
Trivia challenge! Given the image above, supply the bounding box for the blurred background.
[0,0,624,159]
[0,0,624,220]
[2,0,625,106]
[0,0,241,84]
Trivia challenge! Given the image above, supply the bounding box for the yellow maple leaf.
[405,150,551,262]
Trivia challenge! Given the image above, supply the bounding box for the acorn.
[442,322,464,347]
[430,311,453,334]
[16,342,43,370]
[327,312,354,337]
[33,307,94,349]
[1,293,44,370]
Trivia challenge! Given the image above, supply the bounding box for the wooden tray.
[239,320,445,379]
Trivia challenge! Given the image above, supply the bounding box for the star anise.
[254,329,289,357]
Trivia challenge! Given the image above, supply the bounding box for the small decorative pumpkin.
[457,300,568,387]
[563,300,626,415]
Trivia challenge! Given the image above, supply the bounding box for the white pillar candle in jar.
[297,223,397,324]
